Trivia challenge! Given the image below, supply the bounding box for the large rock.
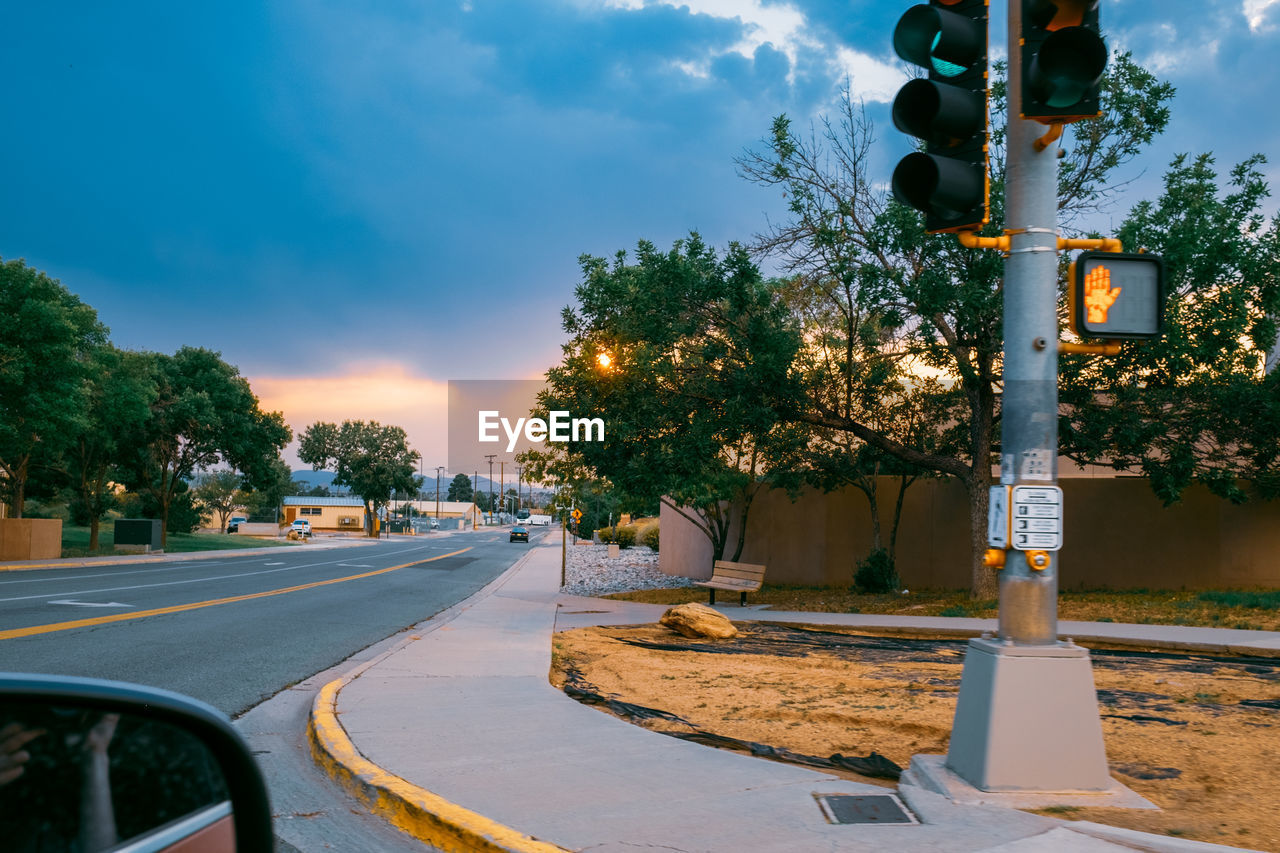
[659,603,738,639]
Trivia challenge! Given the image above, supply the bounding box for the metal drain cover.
[815,793,918,825]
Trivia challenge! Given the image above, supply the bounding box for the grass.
[603,584,1280,631]
[60,525,287,558]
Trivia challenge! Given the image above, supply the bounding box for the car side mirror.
[0,673,273,853]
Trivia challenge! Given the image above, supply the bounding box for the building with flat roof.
[282,496,366,532]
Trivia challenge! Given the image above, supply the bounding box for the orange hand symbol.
[1084,265,1121,324]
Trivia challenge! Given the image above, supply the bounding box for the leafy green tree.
[297,420,420,535]
[239,457,295,522]
[64,346,157,549]
[1060,153,1280,500]
[117,347,291,545]
[536,234,799,563]
[0,260,108,516]
[193,470,243,532]
[734,57,1174,597]
[446,473,474,502]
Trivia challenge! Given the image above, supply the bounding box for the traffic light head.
[1021,0,1107,122]
[1069,251,1164,340]
[890,1,989,234]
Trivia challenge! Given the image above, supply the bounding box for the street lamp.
[435,466,444,521]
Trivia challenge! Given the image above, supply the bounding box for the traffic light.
[1020,0,1107,122]
[890,0,990,234]
[1069,251,1164,340]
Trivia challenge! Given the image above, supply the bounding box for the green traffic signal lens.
[894,5,984,76]
[1028,26,1106,108]
[930,32,965,77]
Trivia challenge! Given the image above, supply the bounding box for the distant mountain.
[291,470,337,490]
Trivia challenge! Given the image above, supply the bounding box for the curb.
[308,679,567,853]
[307,541,570,853]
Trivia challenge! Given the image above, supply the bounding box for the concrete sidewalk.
[310,540,1270,852]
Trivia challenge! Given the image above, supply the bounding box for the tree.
[193,470,243,533]
[117,347,292,546]
[446,473,473,502]
[64,346,156,549]
[240,457,295,522]
[536,234,799,564]
[733,57,1174,597]
[1060,153,1280,500]
[0,260,108,517]
[297,420,420,536]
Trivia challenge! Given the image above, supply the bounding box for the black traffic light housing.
[890,0,990,234]
[1020,0,1107,122]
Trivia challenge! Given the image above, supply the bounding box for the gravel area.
[561,543,697,597]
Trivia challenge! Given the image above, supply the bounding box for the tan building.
[282,496,367,532]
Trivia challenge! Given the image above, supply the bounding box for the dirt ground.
[551,623,1280,851]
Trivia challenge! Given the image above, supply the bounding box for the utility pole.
[435,466,444,521]
[499,461,505,525]
[485,455,496,526]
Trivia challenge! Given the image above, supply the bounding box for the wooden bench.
[695,560,766,606]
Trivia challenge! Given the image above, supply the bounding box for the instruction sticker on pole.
[1011,485,1062,551]
[987,486,1010,549]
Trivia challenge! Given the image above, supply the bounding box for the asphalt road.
[0,528,548,715]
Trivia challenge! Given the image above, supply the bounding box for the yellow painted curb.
[309,678,568,853]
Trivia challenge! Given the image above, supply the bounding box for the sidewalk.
[310,539,1270,852]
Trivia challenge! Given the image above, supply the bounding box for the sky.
[3,1,1278,472]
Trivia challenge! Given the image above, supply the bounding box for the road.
[0,527,551,851]
[0,529,544,713]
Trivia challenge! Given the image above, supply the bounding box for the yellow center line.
[0,547,474,642]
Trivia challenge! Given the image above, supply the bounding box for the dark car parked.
[510,525,529,543]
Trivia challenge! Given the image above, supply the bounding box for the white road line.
[48,600,134,608]
[0,541,462,603]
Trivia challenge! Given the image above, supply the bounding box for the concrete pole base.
[943,637,1122,794]
[903,755,1157,811]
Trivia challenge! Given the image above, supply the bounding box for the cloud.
[251,365,449,470]
[1244,0,1280,31]
[830,46,907,104]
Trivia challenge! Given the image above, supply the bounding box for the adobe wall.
[659,478,1280,590]
[0,518,63,561]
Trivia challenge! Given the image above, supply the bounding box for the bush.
[642,524,659,552]
[591,527,610,544]
[853,548,900,594]
[614,526,637,549]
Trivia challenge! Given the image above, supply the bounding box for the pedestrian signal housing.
[1069,251,1164,340]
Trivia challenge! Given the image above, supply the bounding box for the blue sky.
[3,1,1278,468]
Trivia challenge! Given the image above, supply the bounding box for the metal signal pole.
[938,0,1114,797]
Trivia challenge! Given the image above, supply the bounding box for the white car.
[290,519,312,537]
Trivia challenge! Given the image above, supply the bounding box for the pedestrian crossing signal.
[1069,251,1164,340]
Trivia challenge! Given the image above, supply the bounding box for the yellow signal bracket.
[983,548,1007,570]
[1059,237,1123,253]
[1025,550,1052,572]
[1059,340,1122,356]
[957,231,1011,252]
[1032,122,1064,153]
